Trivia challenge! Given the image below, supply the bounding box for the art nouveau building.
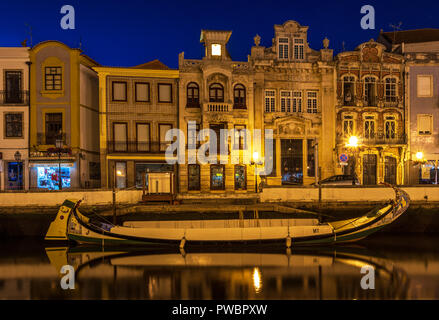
[0,47,30,190]
[335,40,406,185]
[94,60,179,189]
[29,41,100,190]
[249,20,336,186]
[178,30,256,194]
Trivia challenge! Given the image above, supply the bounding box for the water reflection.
[1,235,439,299]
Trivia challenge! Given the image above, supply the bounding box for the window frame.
[234,165,247,190]
[293,38,304,60]
[306,91,318,113]
[384,77,397,103]
[210,164,225,190]
[417,114,433,136]
[136,122,151,152]
[417,75,433,98]
[4,112,23,138]
[265,90,276,113]
[112,122,128,152]
[157,83,173,103]
[280,90,292,113]
[186,82,200,108]
[278,37,289,60]
[188,164,201,191]
[233,84,246,109]
[44,66,62,91]
[209,83,224,102]
[134,82,150,103]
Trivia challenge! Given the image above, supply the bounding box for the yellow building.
[93,61,179,189]
[28,41,101,190]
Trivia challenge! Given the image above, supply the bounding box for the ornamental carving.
[362,46,379,63]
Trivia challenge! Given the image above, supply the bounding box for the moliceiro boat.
[45,185,410,247]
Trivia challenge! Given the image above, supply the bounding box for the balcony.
[107,141,172,154]
[204,102,232,113]
[37,133,67,146]
[337,133,407,146]
[0,90,29,105]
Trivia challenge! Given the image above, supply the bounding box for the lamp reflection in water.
[252,267,262,293]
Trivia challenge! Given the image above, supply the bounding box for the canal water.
[1,234,439,300]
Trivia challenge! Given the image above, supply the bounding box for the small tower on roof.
[200,30,232,60]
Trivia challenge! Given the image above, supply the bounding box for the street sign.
[339,153,349,163]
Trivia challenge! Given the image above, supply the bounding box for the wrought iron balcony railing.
[0,90,29,105]
[107,141,172,153]
[37,133,67,146]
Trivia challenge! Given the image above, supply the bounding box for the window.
[209,83,224,102]
[265,90,275,112]
[136,123,150,152]
[113,122,127,152]
[280,91,291,112]
[364,117,375,139]
[187,121,200,149]
[385,78,397,102]
[364,77,376,106]
[45,67,62,91]
[307,91,317,113]
[417,75,433,97]
[212,44,221,56]
[343,115,354,137]
[89,162,101,180]
[343,76,355,105]
[112,82,127,101]
[233,84,246,109]
[293,91,302,112]
[159,124,173,151]
[210,165,225,190]
[234,125,246,150]
[278,38,289,60]
[188,164,201,191]
[5,71,22,103]
[135,82,150,102]
[45,113,62,145]
[385,117,396,139]
[418,114,433,135]
[234,165,246,190]
[158,84,172,103]
[115,162,126,189]
[293,38,304,60]
[187,82,200,107]
[5,113,23,138]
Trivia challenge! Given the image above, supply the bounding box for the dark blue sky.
[1,0,439,68]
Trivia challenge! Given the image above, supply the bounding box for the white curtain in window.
[113,82,126,101]
[159,84,172,102]
[136,83,149,101]
[114,123,127,151]
[137,124,150,151]
[417,76,431,97]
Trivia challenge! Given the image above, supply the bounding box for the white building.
[0,47,30,190]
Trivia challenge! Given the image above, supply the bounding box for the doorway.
[7,162,23,190]
[384,156,397,185]
[363,154,377,185]
[281,139,303,185]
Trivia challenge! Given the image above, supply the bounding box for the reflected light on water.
[253,267,262,293]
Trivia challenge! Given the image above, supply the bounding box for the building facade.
[94,60,179,190]
[178,30,256,194]
[29,41,100,190]
[249,20,336,186]
[0,47,30,190]
[335,40,406,185]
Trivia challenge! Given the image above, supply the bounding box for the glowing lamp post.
[252,151,263,193]
[112,167,123,224]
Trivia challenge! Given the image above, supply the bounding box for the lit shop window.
[37,166,71,190]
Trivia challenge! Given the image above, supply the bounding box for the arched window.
[209,83,224,102]
[233,84,246,109]
[187,82,199,107]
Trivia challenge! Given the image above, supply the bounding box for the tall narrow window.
[112,81,127,101]
[159,124,173,151]
[364,77,376,106]
[265,90,276,112]
[343,115,354,137]
[187,121,200,149]
[417,75,432,97]
[158,83,172,103]
[280,91,291,112]
[418,114,433,135]
[293,91,302,112]
[45,113,62,145]
[188,164,201,191]
[293,38,304,60]
[233,84,246,109]
[135,82,150,102]
[45,67,62,91]
[209,83,224,102]
[210,165,225,190]
[234,125,246,150]
[307,91,317,113]
[5,113,23,138]
[136,123,150,152]
[278,38,289,60]
[115,162,126,189]
[343,76,355,106]
[5,71,22,103]
[187,82,200,107]
[385,117,396,139]
[364,117,375,139]
[113,122,127,152]
[234,165,246,190]
[385,78,397,102]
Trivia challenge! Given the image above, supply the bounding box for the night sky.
[1,0,439,68]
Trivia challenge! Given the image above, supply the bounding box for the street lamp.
[112,167,123,225]
[252,151,263,193]
[55,139,63,190]
[345,136,360,178]
[14,151,21,190]
[416,152,424,161]
[347,136,359,148]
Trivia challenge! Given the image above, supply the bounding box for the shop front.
[29,162,77,190]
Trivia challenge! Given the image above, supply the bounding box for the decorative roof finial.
[323,37,329,49]
[254,34,261,46]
